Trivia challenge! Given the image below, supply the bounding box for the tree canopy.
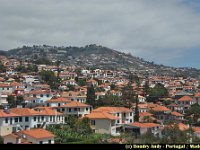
[148,83,168,102]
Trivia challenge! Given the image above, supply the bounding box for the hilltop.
[1,44,200,78]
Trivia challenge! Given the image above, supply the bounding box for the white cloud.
[0,0,200,66]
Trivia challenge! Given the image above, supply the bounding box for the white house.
[0,107,64,132]
[55,101,92,118]
[3,128,55,144]
[138,95,146,103]
[86,107,134,136]
[24,90,53,103]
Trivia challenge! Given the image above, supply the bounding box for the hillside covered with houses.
[0,51,200,144]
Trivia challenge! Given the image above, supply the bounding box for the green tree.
[86,85,96,107]
[0,62,6,73]
[77,79,86,86]
[122,83,135,108]
[134,75,140,122]
[39,70,60,90]
[161,124,190,144]
[27,64,38,72]
[73,118,92,135]
[110,84,116,90]
[7,95,16,108]
[96,94,125,107]
[0,136,3,144]
[16,95,24,106]
[67,84,75,91]
[16,65,27,73]
[148,83,168,102]
[185,103,200,125]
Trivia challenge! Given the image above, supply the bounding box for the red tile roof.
[171,111,184,117]
[86,111,119,120]
[139,112,153,117]
[61,101,90,108]
[10,108,40,116]
[128,122,160,128]
[0,109,20,118]
[93,107,132,113]
[193,127,200,133]
[151,105,170,112]
[178,96,193,102]
[195,93,200,97]
[46,97,71,103]
[20,128,55,139]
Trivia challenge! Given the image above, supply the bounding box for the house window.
[15,118,18,123]
[41,116,44,121]
[40,94,43,97]
[91,120,95,125]
[69,108,71,112]
[47,94,49,97]
[130,119,133,123]
[117,120,120,123]
[25,117,29,122]
[78,108,80,112]
[48,140,51,144]
[74,108,77,112]
[58,103,61,107]
[130,112,132,116]
[2,88,4,90]
[19,117,22,122]
[39,141,43,144]
[5,118,8,123]
[10,118,12,125]
[33,94,36,97]
[7,88,9,90]
[62,108,65,112]
[86,107,88,111]
[186,102,189,105]
[117,113,120,117]
[34,117,36,121]
[50,116,52,122]
[123,113,126,117]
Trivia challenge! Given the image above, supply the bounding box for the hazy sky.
[0,0,200,68]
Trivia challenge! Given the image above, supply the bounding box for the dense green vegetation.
[47,117,111,144]
[16,64,38,73]
[39,70,61,90]
[96,94,126,107]
[148,83,169,102]
[7,95,16,108]
[0,62,6,73]
[86,85,96,107]
[185,104,200,125]
[0,136,3,144]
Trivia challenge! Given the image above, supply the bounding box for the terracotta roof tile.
[46,97,71,103]
[61,101,90,108]
[128,122,160,128]
[34,107,63,115]
[193,127,200,133]
[171,111,184,117]
[139,112,153,117]
[178,96,193,102]
[20,129,55,139]
[10,108,41,116]
[195,93,200,97]
[93,107,132,113]
[151,106,170,112]
[86,111,118,120]
[0,109,20,118]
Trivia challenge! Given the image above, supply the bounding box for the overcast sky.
[0,0,200,68]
